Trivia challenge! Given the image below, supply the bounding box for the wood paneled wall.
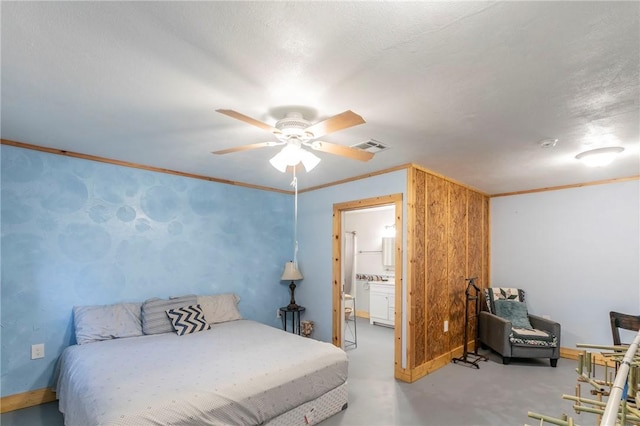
[407,167,489,376]
[424,174,448,362]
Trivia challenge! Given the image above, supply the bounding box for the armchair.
[478,287,560,367]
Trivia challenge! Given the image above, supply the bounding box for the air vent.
[350,139,390,153]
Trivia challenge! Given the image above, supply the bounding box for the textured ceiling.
[2,2,638,193]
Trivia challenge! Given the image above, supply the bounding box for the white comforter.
[55,320,348,426]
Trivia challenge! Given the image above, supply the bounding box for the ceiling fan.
[213,109,374,172]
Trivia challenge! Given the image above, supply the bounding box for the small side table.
[280,306,306,335]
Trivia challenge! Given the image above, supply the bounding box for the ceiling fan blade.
[216,109,280,134]
[309,141,374,162]
[212,141,282,155]
[304,110,365,139]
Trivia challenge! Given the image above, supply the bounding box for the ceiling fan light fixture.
[299,149,321,172]
[575,147,624,167]
[269,144,321,173]
[269,151,289,172]
[215,108,372,169]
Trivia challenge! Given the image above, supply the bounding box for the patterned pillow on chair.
[166,304,210,336]
[484,287,526,314]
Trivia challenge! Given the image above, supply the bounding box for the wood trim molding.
[405,167,417,370]
[299,164,412,193]
[560,347,615,367]
[0,388,56,413]
[7,138,635,198]
[402,345,602,384]
[1,139,292,195]
[404,342,474,383]
[331,204,343,348]
[355,310,370,319]
[491,175,640,198]
[331,193,404,379]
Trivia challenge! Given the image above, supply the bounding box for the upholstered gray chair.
[478,287,560,367]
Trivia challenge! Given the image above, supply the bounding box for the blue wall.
[0,145,292,397]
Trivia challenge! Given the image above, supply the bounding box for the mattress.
[55,319,348,425]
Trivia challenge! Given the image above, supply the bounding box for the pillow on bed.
[197,293,242,325]
[141,295,197,335]
[73,303,143,345]
[166,304,210,336]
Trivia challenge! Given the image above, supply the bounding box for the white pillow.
[166,304,210,336]
[73,303,143,345]
[197,293,242,325]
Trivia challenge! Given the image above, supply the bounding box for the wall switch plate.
[444,320,449,332]
[276,309,281,319]
[31,343,45,360]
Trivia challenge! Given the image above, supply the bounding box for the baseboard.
[560,347,615,366]
[355,310,370,319]
[404,345,599,384]
[404,342,477,383]
[0,387,56,413]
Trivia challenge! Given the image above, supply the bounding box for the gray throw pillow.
[494,300,533,329]
[141,295,197,335]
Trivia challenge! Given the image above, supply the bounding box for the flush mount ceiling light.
[575,147,624,167]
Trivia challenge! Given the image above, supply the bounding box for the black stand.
[452,277,488,369]
[287,281,298,310]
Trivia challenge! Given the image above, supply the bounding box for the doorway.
[331,193,403,378]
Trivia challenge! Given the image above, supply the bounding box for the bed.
[54,295,348,425]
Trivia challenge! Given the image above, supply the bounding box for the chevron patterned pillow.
[166,304,210,336]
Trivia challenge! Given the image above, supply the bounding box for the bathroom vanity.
[369,281,395,327]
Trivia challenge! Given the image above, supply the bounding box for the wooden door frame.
[332,193,403,377]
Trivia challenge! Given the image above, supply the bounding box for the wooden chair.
[609,311,640,345]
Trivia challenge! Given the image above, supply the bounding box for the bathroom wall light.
[575,147,624,167]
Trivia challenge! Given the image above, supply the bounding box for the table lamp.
[281,261,303,309]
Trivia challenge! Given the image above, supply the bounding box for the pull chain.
[290,167,299,267]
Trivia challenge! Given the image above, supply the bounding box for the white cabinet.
[369,283,395,327]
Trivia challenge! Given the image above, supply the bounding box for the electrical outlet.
[276,309,281,319]
[444,320,449,332]
[31,343,45,360]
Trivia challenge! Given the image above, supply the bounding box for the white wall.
[344,207,396,313]
[345,207,396,276]
[491,180,640,348]
[295,170,406,343]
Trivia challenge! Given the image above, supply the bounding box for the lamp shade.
[281,261,303,281]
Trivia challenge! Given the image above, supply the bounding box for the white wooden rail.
[600,328,640,426]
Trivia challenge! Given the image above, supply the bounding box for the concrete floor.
[325,318,580,425]
[1,318,584,426]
